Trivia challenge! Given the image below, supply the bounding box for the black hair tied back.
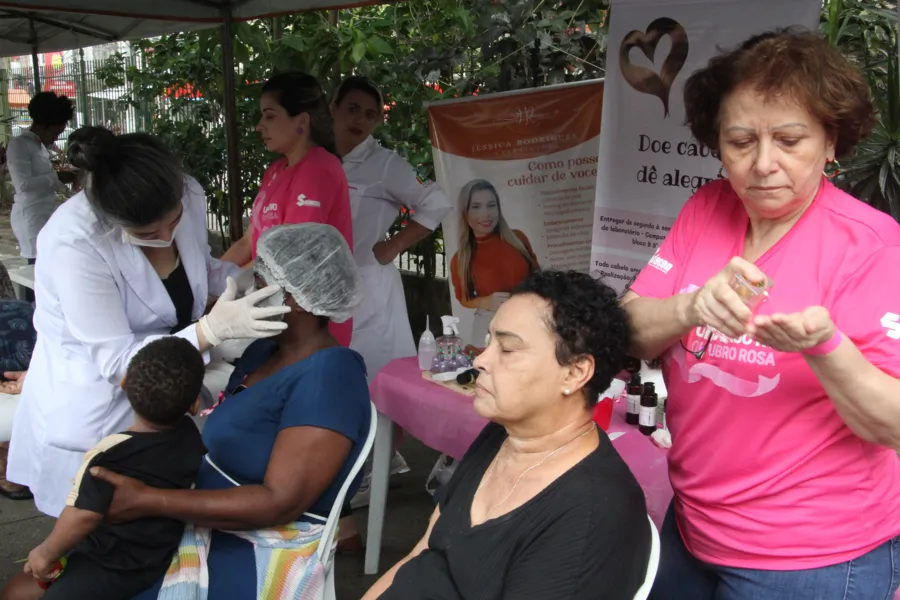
[67,126,118,174]
[67,126,183,228]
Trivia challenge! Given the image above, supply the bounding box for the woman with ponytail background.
[450,179,539,345]
[222,72,354,346]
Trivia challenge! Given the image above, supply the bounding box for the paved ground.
[0,213,439,599]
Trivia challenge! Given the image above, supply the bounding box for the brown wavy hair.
[683,29,875,158]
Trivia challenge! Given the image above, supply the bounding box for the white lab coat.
[7,130,64,259]
[7,176,242,517]
[344,136,452,381]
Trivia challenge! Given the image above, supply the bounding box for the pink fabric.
[631,178,900,570]
[249,148,353,347]
[370,358,673,528]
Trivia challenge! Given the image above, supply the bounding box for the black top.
[66,417,206,573]
[382,423,651,600]
[162,258,194,334]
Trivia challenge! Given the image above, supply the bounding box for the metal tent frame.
[0,0,394,238]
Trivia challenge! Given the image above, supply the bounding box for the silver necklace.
[477,424,595,521]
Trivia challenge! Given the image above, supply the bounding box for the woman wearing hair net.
[86,223,373,600]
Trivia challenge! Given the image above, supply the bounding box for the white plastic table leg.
[364,411,394,575]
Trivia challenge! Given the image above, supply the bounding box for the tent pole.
[29,20,41,94]
[221,7,242,242]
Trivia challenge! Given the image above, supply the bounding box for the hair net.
[255,223,363,323]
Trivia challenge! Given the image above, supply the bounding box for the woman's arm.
[380,156,452,257]
[621,290,696,360]
[94,426,352,530]
[805,337,900,449]
[221,229,253,266]
[374,221,432,265]
[6,137,60,196]
[362,507,440,600]
[750,247,900,449]
[623,257,765,359]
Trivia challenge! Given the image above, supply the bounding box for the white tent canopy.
[0,1,385,56]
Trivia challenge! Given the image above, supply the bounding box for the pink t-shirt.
[631,178,900,570]
[250,147,353,347]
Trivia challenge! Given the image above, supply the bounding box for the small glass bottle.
[639,382,658,435]
[625,373,642,425]
[431,349,447,374]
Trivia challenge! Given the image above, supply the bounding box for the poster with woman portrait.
[428,81,604,346]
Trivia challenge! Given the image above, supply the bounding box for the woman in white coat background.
[7,92,77,268]
[333,76,452,381]
[7,126,289,517]
[332,77,451,543]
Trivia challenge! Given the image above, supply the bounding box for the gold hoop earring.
[717,165,727,180]
[824,158,841,179]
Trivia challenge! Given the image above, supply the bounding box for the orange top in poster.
[428,83,603,161]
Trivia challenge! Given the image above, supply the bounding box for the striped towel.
[157,521,325,600]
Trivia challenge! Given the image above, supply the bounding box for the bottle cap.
[643,382,655,392]
[629,373,642,385]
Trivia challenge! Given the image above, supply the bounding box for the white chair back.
[632,514,661,600]
[318,401,378,599]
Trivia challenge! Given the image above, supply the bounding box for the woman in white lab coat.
[331,78,452,544]
[7,92,77,268]
[332,76,452,381]
[7,127,289,518]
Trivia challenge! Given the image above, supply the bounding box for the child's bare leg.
[0,572,45,600]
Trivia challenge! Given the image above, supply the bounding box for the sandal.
[0,483,32,501]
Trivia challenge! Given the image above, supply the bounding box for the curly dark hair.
[683,28,875,158]
[124,337,205,427]
[28,91,74,127]
[513,270,631,407]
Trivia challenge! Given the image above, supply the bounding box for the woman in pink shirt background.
[625,31,900,599]
[223,72,353,346]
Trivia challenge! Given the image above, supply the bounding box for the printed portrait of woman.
[450,179,540,345]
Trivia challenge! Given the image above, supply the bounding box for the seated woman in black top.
[364,270,651,600]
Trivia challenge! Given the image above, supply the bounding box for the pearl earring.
[563,389,570,396]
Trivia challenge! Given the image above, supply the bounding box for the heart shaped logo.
[619,17,689,117]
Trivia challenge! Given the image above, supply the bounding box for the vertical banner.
[429,81,604,345]
[590,0,821,292]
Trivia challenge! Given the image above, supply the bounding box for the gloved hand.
[199,277,290,346]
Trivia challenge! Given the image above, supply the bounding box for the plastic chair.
[318,401,378,600]
[633,514,661,600]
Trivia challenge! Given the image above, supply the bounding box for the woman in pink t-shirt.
[625,31,900,599]
[222,72,353,346]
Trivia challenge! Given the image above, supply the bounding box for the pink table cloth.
[369,357,674,528]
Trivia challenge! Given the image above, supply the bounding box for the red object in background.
[592,396,613,431]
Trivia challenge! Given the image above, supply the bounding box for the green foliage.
[95,0,610,273]
[91,0,900,265]
[822,0,900,219]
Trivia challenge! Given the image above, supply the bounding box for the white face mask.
[121,220,180,248]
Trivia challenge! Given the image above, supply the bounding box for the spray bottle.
[418,315,437,371]
[437,316,465,369]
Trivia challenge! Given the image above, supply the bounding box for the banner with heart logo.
[590,0,820,292]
